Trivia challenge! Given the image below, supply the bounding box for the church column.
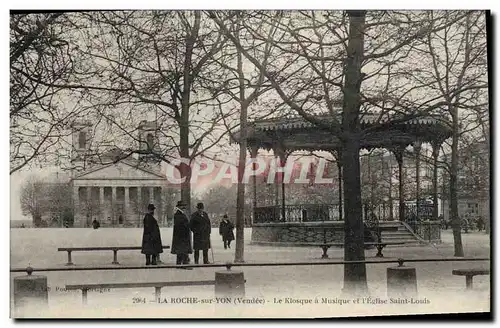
[149,187,154,206]
[99,187,104,223]
[111,187,117,226]
[156,186,163,226]
[73,185,79,227]
[137,187,142,227]
[124,187,130,225]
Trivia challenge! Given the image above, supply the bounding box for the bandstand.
[232,114,452,245]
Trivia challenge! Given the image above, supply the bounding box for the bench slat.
[452,269,490,276]
[66,280,216,290]
[58,246,170,251]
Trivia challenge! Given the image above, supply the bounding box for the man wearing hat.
[219,214,235,249]
[189,202,212,264]
[171,200,193,269]
[141,203,163,265]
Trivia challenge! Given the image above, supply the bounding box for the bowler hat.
[176,200,186,207]
[147,203,156,211]
[196,202,204,209]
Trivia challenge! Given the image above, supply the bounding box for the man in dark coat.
[141,204,163,265]
[190,202,211,264]
[171,200,193,269]
[219,214,235,249]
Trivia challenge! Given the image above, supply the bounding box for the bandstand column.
[250,146,258,226]
[333,150,343,221]
[392,146,406,221]
[431,140,441,220]
[414,141,422,220]
[111,187,116,226]
[273,146,286,222]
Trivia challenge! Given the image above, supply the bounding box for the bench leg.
[466,275,474,290]
[112,250,119,265]
[65,251,74,265]
[321,246,330,259]
[375,245,384,258]
[155,287,161,301]
[82,289,88,305]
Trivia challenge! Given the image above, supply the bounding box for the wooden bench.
[66,280,216,305]
[296,242,406,259]
[452,268,490,289]
[58,246,171,265]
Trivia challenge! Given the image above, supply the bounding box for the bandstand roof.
[232,113,452,152]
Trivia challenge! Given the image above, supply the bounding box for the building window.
[78,131,86,149]
[146,133,154,150]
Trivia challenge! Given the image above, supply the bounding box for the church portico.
[73,184,167,228]
[71,162,169,228]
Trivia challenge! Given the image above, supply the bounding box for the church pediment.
[74,162,165,180]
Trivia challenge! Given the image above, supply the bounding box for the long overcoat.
[219,220,235,241]
[141,213,163,255]
[190,211,211,250]
[171,210,193,254]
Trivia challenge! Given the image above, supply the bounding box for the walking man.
[171,200,193,269]
[141,204,163,265]
[219,214,235,249]
[190,202,212,264]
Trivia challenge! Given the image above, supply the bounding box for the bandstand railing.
[254,204,340,224]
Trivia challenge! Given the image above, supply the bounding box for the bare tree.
[19,176,44,226]
[419,11,488,256]
[211,10,476,293]
[206,11,278,262]
[10,13,87,174]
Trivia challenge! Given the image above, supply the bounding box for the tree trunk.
[337,159,343,221]
[450,108,464,256]
[342,139,366,293]
[342,10,367,295]
[235,108,247,263]
[235,21,248,262]
[178,12,200,217]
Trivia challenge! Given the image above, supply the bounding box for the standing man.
[171,200,193,269]
[190,203,212,264]
[141,204,163,265]
[219,214,235,249]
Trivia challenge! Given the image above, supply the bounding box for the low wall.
[251,222,346,244]
[411,220,442,242]
[251,221,440,245]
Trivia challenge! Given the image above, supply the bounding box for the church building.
[70,120,170,228]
